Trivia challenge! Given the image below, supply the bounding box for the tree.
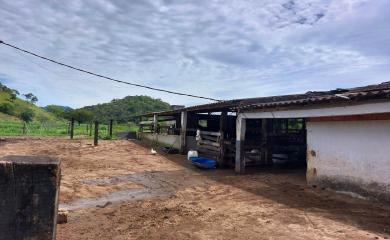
[20,109,34,123]
[45,105,72,119]
[70,109,94,125]
[20,109,34,135]
[10,89,19,101]
[31,96,38,104]
[23,93,38,104]
[23,93,33,101]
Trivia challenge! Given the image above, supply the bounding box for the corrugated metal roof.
[138,81,390,117]
[240,81,390,110]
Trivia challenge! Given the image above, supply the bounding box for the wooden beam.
[198,130,221,136]
[198,139,220,147]
[261,119,271,165]
[235,116,246,173]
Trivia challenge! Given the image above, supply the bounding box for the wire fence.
[0,120,137,138]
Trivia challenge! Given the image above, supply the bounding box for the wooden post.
[261,119,270,165]
[94,121,99,146]
[219,111,228,166]
[22,122,27,135]
[109,119,113,139]
[180,111,187,154]
[235,116,246,173]
[89,122,92,136]
[0,155,61,240]
[70,118,75,139]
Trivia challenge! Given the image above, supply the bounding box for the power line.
[0,40,221,102]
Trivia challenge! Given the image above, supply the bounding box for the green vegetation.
[81,95,171,123]
[0,120,138,138]
[0,82,60,123]
[0,82,160,137]
[44,105,73,119]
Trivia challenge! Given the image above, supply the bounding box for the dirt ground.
[0,137,389,240]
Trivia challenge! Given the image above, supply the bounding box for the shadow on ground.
[135,140,390,236]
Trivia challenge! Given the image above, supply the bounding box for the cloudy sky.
[1,0,390,108]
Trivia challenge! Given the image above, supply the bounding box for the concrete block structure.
[0,155,61,240]
[138,81,390,201]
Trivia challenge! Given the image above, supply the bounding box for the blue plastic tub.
[189,157,217,169]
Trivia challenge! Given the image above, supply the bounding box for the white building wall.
[307,120,390,200]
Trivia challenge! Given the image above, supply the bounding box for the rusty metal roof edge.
[136,81,390,117]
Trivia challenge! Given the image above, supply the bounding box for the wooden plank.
[197,149,219,157]
[199,130,221,136]
[198,139,220,147]
[0,155,61,240]
[198,144,220,152]
[200,135,219,142]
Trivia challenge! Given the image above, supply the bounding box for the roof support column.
[235,114,246,173]
[261,119,271,165]
[219,111,228,166]
[180,111,187,154]
[153,114,158,134]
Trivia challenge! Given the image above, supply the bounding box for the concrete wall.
[307,120,390,201]
[140,133,181,149]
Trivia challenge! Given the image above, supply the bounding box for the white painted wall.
[307,120,390,196]
[140,133,181,149]
[240,101,390,119]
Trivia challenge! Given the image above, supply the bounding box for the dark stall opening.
[245,118,307,170]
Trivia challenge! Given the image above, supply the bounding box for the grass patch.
[0,120,138,138]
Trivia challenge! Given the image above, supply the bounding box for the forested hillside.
[1,82,171,125]
[0,82,59,122]
[80,96,171,123]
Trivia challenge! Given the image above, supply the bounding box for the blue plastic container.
[189,157,217,169]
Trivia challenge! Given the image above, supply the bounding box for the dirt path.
[0,137,389,239]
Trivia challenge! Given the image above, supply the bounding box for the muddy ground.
[0,137,389,240]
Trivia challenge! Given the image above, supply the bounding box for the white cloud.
[0,0,389,108]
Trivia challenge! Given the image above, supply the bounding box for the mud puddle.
[59,188,158,211]
[60,170,199,210]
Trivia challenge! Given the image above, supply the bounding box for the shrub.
[20,109,34,123]
[0,103,15,115]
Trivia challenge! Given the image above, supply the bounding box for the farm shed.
[138,81,390,201]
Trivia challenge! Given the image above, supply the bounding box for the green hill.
[81,95,171,123]
[0,82,172,124]
[0,82,61,123]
